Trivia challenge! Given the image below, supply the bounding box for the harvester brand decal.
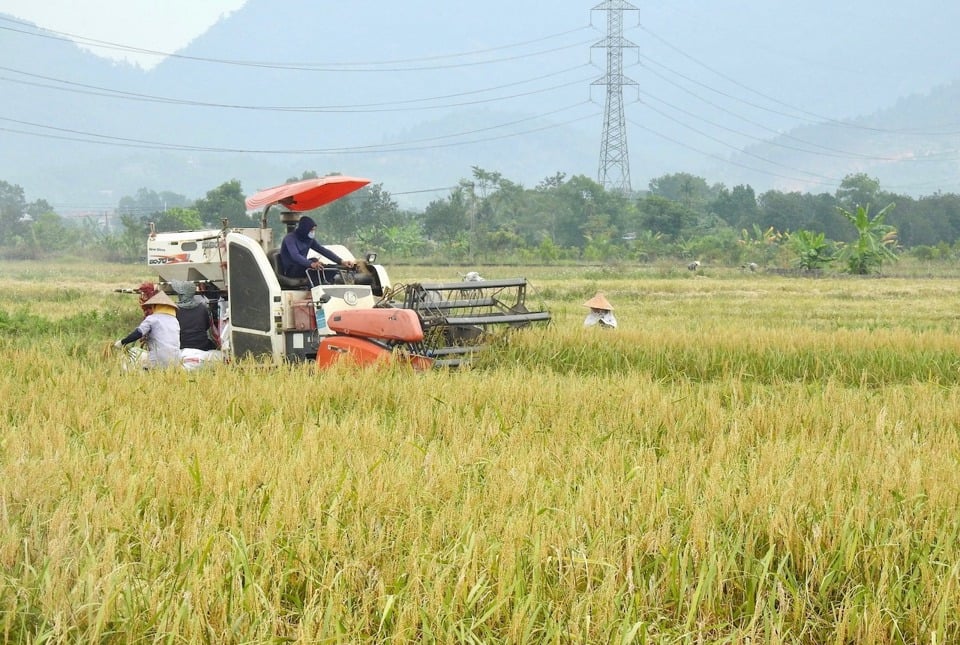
[148,253,190,265]
[343,290,358,306]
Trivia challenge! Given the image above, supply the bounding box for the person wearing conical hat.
[114,290,182,368]
[583,292,617,329]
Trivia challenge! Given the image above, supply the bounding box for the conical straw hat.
[142,290,178,309]
[583,292,613,310]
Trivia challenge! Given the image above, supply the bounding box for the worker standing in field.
[583,292,617,329]
[279,215,355,283]
[114,291,181,368]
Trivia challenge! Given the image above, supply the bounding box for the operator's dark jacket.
[279,216,344,278]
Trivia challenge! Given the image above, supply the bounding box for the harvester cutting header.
[138,175,550,369]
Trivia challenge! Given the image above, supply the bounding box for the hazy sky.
[2,1,960,204]
[0,0,247,68]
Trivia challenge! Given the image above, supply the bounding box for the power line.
[0,17,595,72]
[627,116,845,188]
[619,25,960,192]
[0,64,595,113]
[3,10,954,200]
[635,86,960,163]
[636,101,839,182]
[636,23,960,137]
[391,186,459,196]
[628,116,953,195]
[0,103,599,155]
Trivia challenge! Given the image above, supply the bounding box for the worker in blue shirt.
[279,215,355,283]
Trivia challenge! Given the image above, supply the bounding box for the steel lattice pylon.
[592,1,638,194]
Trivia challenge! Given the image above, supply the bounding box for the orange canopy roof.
[245,176,371,212]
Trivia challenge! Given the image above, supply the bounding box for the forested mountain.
[1,1,958,213]
[717,81,960,198]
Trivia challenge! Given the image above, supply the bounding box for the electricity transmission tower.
[592,1,638,193]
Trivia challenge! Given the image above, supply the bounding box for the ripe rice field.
[3,259,960,643]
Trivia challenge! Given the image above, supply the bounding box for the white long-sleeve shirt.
[136,313,181,367]
[584,310,617,329]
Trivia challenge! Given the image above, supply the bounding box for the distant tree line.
[2,168,958,272]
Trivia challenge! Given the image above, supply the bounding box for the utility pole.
[592,1,638,194]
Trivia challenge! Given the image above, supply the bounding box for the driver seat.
[266,249,309,289]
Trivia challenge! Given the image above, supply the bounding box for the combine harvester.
[143,175,550,369]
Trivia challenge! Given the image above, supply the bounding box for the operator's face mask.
[308,230,316,240]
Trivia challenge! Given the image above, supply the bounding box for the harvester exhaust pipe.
[279,210,300,233]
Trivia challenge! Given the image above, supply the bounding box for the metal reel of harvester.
[401,277,550,367]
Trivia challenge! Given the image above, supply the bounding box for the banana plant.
[837,203,898,275]
[788,229,835,271]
